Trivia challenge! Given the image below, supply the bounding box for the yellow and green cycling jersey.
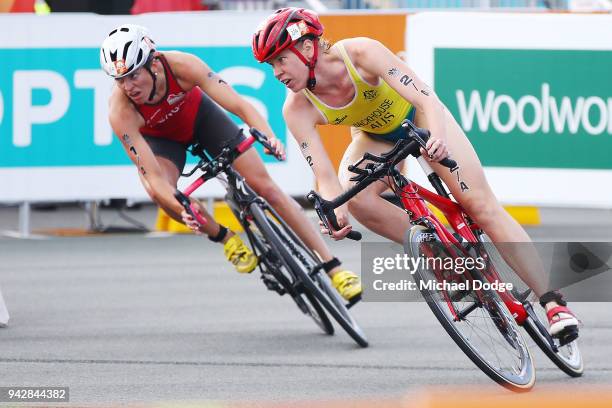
[303,42,415,142]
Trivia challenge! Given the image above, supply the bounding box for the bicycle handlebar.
[307,120,457,241]
[175,127,282,227]
[182,128,283,178]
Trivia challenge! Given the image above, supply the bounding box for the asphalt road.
[1,225,611,406]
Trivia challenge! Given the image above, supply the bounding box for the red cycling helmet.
[252,8,324,90]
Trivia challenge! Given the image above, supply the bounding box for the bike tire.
[250,203,368,348]
[523,308,583,377]
[476,233,584,377]
[231,202,334,335]
[408,225,535,391]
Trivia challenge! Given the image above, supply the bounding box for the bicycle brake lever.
[249,127,284,161]
[402,121,458,170]
[174,190,207,227]
[306,191,362,241]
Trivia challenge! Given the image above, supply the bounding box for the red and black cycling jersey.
[135,54,203,144]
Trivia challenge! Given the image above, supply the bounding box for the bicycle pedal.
[260,274,285,295]
[557,325,579,347]
[346,293,362,309]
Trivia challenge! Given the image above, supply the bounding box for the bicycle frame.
[311,119,574,367]
[178,136,317,279]
[180,138,264,231]
[396,171,529,324]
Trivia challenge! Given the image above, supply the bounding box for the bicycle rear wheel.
[408,225,535,391]
[476,233,584,377]
[250,202,368,348]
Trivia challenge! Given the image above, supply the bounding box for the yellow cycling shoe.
[223,234,258,274]
[331,270,362,302]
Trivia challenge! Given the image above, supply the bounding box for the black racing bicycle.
[173,128,368,347]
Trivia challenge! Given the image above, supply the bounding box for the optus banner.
[0,46,284,167]
[0,12,309,201]
[435,48,612,170]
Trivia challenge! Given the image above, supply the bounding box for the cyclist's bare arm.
[345,38,449,161]
[284,94,353,238]
[164,51,284,156]
[108,89,185,220]
[284,94,340,197]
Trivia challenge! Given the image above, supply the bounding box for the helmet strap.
[289,38,319,90]
[144,56,157,101]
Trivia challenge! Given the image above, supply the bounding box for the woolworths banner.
[407,12,612,207]
[0,12,308,202]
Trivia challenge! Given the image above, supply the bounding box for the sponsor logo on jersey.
[363,89,378,101]
[167,92,186,105]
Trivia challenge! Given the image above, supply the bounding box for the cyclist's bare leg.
[338,128,413,244]
[414,108,551,298]
[142,155,234,243]
[233,148,342,274]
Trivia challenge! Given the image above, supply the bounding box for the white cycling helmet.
[100,24,155,78]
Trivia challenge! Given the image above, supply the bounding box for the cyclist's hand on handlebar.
[180,200,206,235]
[264,136,286,161]
[421,135,450,163]
[319,206,353,241]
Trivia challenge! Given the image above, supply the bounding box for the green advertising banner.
[435,49,612,170]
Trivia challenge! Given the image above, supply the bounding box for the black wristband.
[322,257,341,273]
[539,290,567,307]
[208,226,229,243]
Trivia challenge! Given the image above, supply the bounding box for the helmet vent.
[108,29,117,36]
[136,49,143,65]
[122,40,133,60]
[120,27,130,32]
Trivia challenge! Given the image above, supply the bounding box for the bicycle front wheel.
[250,203,368,348]
[408,225,535,391]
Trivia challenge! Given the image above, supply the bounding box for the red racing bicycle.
[308,119,583,391]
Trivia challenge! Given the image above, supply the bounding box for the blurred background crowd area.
[1,0,611,14]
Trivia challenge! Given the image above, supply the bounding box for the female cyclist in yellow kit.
[252,8,579,341]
